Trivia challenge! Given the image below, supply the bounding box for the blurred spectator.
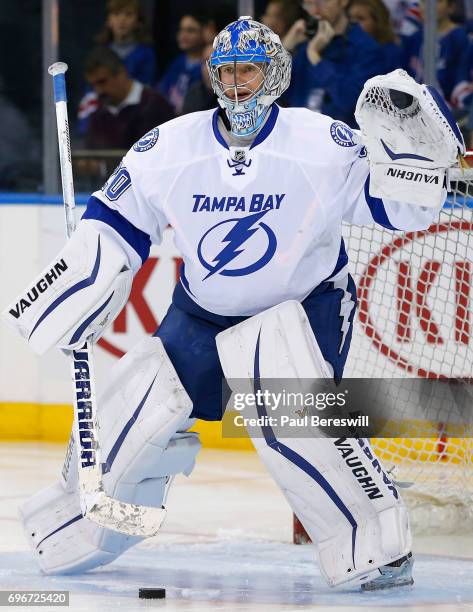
[0,76,40,190]
[83,47,174,150]
[182,44,218,114]
[284,0,384,126]
[398,0,423,36]
[202,7,239,45]
[261,0,303,38]
[158,13,206,115]
[467,94,473,149]
[455,41,473,144]
[451,36,473,116]
[464,0,473,31]
[374,1,422,37]
[348,0,403,71]
[97,0,156,84]
[78,0,156,136]
[383,0,410,35]
[402,0,469,106]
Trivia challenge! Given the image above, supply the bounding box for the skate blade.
[361,576,414,592]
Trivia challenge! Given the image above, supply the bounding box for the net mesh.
[364,85,421,120]
[342,167,473,534]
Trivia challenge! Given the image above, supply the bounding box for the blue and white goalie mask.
[208,16,292,137]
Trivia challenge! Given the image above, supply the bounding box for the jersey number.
[104,164,132,201]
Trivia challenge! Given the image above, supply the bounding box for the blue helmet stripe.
[210,54,269,65]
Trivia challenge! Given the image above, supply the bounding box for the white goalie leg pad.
[20,337,199,574]
[255,437,410,588]
[1,222,133,354]
[216,301,411,588]
[217,299,332,381]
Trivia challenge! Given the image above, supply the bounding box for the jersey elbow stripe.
[363,176,399,231]
[82,196,151,264]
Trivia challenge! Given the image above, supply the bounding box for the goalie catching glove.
[1,222,132,354]
[355,69,465,208]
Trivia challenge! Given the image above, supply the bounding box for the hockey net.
[295,166,473,542]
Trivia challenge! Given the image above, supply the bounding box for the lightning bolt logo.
[197,210,277,280]
[332,276,356,353]
[330,121,356,148]
[339,127,352,142]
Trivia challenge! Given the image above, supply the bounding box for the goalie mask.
[208,16,292,137]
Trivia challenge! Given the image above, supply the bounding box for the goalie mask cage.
[294,166,473,543]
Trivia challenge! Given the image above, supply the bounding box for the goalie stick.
[48,62,166,537]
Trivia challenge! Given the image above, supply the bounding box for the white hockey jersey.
[88,105,442,317]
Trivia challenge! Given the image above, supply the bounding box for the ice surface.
[1,443,472,611]
[1,544,473,611]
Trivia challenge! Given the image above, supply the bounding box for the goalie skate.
[361,552,414,591]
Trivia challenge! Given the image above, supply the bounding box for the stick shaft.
[47,63,166,536]
[49,64,76,237]
[48,62,99,490]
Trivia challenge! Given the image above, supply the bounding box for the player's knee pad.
[217,301,411,588]
[216,300,332,381]
[20,336,199,574]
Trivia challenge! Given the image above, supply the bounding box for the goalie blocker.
[355,69,465,209]
[1,222,132,354]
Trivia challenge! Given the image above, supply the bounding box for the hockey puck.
[138,587,166,599]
